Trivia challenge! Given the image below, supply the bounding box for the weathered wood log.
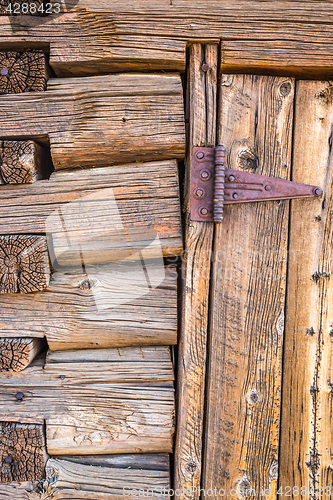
[0,454,170,499]
[0,422,46,483]
[280,80,333,494]
[1,2,333,77]
[0,235,50,293]
[174,44,216,500]
[202,75,294,496]
[0,346,175,455]
[0,141,51,184]
[44,457,170,499]
[0,51,48,93]
[0,338,44,372]
[0,74,185,170]
[0,161,182,263]
[0,265,177,349]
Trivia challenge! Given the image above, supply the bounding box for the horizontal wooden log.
[1,2,333,76]
[0,346,175,455]
[0,235,50,293]
[0,338,44,371]
[0,140,52,184]
[0,265,177,349]
[0,454,170,499]
[0,422,47,482]
[44,457,170,500]
[0,74,185,170]
[0,160,182,261]
[0,51,48,93]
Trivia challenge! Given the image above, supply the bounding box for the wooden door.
[0,49,185,497]
[201,75,333,498]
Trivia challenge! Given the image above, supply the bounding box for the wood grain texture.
[0,51,48,93]
[0,338,44,371]
[0,74,185,170]
[0,141,51,184]
[280,81,333,497]
[0,265,177,350]
[2,2,333,76]
[0,454,170,499]
[202,75,294,498]
[0,346,175,455]
[0,422,46,482]
[174,44,217,500]
[0,161,182,262]
[0,235,49,293]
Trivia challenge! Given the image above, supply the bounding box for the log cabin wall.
[0,2,333,500]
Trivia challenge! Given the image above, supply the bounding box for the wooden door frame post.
[174,43,218,500]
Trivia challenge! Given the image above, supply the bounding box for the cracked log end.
[0,141,46,184]
[0,422,46,482]
[0,338,44,372]
[0,51,48,94]
[0,235,50,293]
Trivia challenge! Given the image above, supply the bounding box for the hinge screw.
[313,187,322,196]
[4,456,13,464]
[232,193,238,199]
[200,169,211,180]
[199,207,209,216]
[194,188,205,198]
[228,175,235,182]
[265,185,272,192]
[196,151,204,160]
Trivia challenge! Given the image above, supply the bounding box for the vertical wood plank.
[174,43,218,500]
[280,80,333,497]
[203,75,294,498]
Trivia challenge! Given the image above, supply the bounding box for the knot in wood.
[238,478,252,497]
[237,150,258,171]
[79,278,95,290]
[279,81,292,97]
[186,461,197,473]
[247,389,260,405]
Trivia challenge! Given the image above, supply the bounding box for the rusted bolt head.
[201,63,209,72]
[200,169,211,180]
[265,185,272,192]
[0,68,8,76]
[232,192,238,199]
[199,206,209,216]
[4,456,13,464]
[228,175,236,182]
[15,392,24,401]
[196,151,204,160]
[313,187,323,196]
[194,188,205,198]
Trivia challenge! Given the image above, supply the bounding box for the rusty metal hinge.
[191,146,323,222]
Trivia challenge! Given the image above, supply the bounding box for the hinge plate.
[191,146,323,222]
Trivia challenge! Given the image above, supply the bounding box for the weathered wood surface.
[0,235,49,293]
[0,422,46,482]
[0,51,48,93]
[280,81,333,496]
[0,161,182,262]
[0,454,170,499]
[174,44,216,500]
[202,75,294,498]
[0,346,175,455]
[0,338,44,371]
[0,265,177,349]
[0,74,185,170]
[0,141,51,184]
[1,2,333,76]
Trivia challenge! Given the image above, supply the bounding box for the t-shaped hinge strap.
[190,146,323,222]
